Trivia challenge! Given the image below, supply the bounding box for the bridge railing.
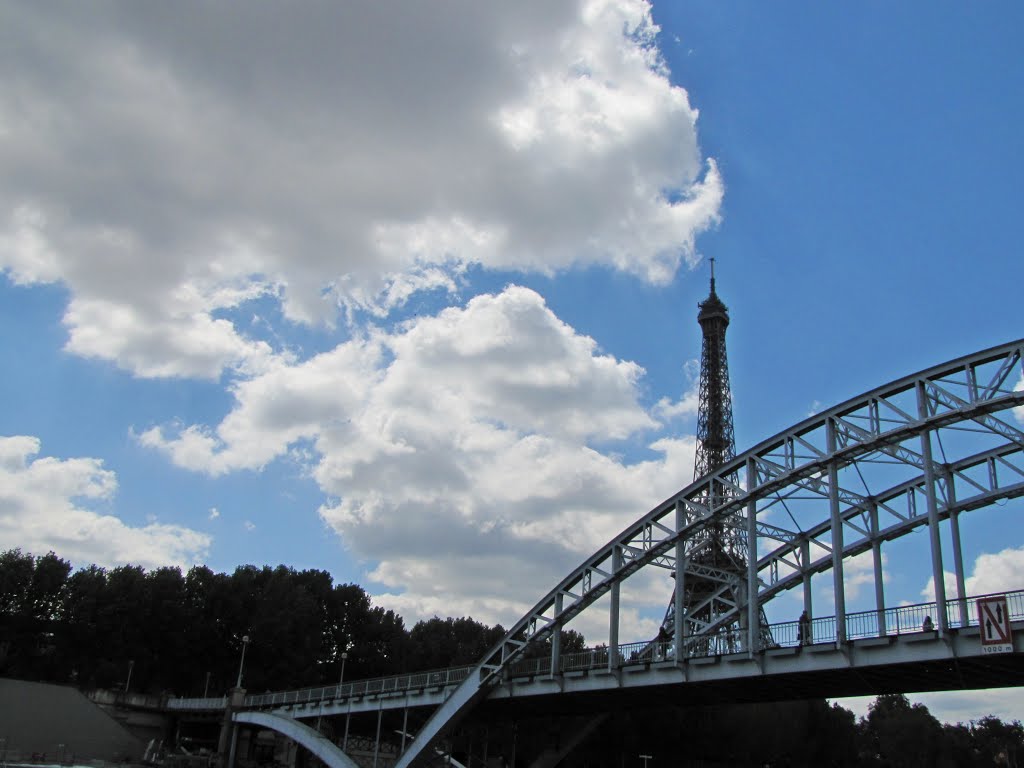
[166,695,228,711]
[242,665,474,709]
[944,591,1024,629]
[759,588,1024,649]
[510,587,1024,674]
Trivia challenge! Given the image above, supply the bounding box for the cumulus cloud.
[0,436,210,569]
[0,0,721,381]
[844,549,885,601]
[921,545,1024,605]
[962,546,1024,596]
[653,359,700,421]
[141,286,696,625]
[0,1,722,634]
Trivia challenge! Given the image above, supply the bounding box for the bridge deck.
[167,588,1024,718]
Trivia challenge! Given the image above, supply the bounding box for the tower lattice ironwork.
[693,263,736,480]
[659,260,772,654]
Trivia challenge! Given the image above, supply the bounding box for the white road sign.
[978,596,1013,654]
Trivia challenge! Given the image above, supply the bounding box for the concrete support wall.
[0,678,144,762]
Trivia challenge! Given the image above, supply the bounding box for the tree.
[220,564,330,691]
[0,549,71,680]
[0,546,589,696]
[181,565,234,695]
[0,548,40,676]
[940,722,977,767]
[140,566,187,692]
[862,694,943,767]
[59,564,108,686]
[972,715,1024,767]
[522,628,586,663]
[0,549,35,619]
[408,616,505,670]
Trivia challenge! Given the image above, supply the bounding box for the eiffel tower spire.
[657,261,772,654]
[693,257,736,480]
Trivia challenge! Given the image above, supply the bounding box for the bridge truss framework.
[168,339,1024,768]
[390,338,1024,767]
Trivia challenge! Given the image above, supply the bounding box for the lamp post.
[124,660,134,693]
[236,635,250,689]
[337,651,348,693]
[639,755,652,768]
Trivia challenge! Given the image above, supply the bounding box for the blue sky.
[2,2,1022,722]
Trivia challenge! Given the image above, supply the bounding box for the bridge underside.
[268,625,1024,726]
[479,653,1024,721]
[240,647,1024,768]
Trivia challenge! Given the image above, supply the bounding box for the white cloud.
[0,0,720,381]
[0,1,723,636]
[0,206,61,285]
[0,436,210,569]
[141,286,658,471]
[208,507,220,520]
[844,549,885,601]
[913,688,1024,725]
[921,545,1024,604]
[963,546,1024,596]
[141,286,695,626]
[653,359,700,422]
[244,520,256,532]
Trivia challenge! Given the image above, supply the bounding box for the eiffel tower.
[658,260,772,655]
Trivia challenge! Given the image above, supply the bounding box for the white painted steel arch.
[234,711,361,768]
[392,339,1024,768]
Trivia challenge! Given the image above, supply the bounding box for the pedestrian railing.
[165,587,1024,712]
[166,695,228,711]
[240,665,474,709]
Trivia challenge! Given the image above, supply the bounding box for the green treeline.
[579,697,1024,767]
[853,695,1024,767]
[0,548,583,695]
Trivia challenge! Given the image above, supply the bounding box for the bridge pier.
[372,706,382,768]
[217,687,246,768]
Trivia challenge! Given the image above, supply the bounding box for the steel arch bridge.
[184,339,1024,768]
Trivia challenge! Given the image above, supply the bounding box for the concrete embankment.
[0,678,144,763]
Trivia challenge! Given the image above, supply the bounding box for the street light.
[236,635,250,689]
[124,660,134,693]
[639,755,652,768]
[337,651,349,693]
